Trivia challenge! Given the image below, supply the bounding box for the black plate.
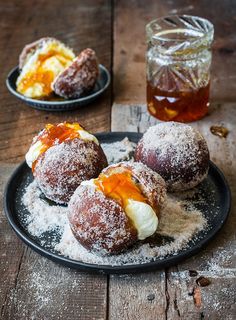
[6,65,110,111]
[4,132,231,274]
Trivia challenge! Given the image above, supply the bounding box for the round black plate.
[6,65,110,111]
[4,132,231,274]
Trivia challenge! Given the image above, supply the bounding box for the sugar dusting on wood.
[22,138,207,266]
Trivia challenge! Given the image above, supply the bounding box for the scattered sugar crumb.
[22,180,68,237]
[55,195,206,265]
[22,182,207,266]
[101,137,136,164]
[21,138,208,266]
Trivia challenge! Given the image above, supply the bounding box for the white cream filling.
[17,39,75,98]
[77,130,99,145]
[25,140,43,168]
[125,199,158,240]
[81,179,158,240]
[80,179,96,187]
[25,128,99,168]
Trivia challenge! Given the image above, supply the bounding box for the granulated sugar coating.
[33,137,107,204]
[22,138,207,266]
[135,122,209,191]
[67,161,166,255]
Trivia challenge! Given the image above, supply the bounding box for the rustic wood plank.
[0,0,112,164]
[111,103,236,319]
[0,165,108,320]
[109,272,167,320]
[0,0,111,318]
[114,0,236,104]
[2,248,107,320]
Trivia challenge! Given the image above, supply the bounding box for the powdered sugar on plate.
[22,180,68,237]
[55,195,206,265]
[22,137,207,266]
[101,137,136,164]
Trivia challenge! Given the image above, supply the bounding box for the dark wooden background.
[0,1,235,319]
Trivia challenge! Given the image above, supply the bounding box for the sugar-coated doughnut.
[53,48,99,99]
[135,122,209,191]
[68,161,166,254]
[26,122,107,204]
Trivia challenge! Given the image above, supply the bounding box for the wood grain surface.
[109,272,167,320]
[0,1,111,319]
[111,103,236,319]
[0,0,112,163]
[1,0,236,319]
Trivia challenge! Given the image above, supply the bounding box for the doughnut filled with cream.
[26,122,108,204]
[17,37,75,99]
[68,161,166,255]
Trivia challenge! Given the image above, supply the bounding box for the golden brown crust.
[34,138,108,204]
[67,161,166,255]
[52,48,99,99]
[68,186,138,255]
[102,162,167,216]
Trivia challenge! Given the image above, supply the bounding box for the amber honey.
[146,15,214,122]
[94,171,147,208]
[147,81,210,122]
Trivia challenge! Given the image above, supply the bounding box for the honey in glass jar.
[146,15,214,122]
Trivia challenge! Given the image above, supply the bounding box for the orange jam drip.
[19,50,71,96]
[32,122,83,171]
[94,170,147,208]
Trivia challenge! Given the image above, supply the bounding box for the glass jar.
[146,15,214,122]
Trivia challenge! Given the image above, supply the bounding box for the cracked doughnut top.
[99,162,167,214]
[68,162,166,254]
[26,122,99,172]
[26,122,107,204]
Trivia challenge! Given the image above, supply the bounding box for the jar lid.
[146,15,214,56]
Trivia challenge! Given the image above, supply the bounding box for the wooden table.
[0,1,235,319]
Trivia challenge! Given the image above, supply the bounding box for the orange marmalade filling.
[94,170,147,208]
[32,122,84,171]
[21,70,54,96]
[18,50,73,96]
